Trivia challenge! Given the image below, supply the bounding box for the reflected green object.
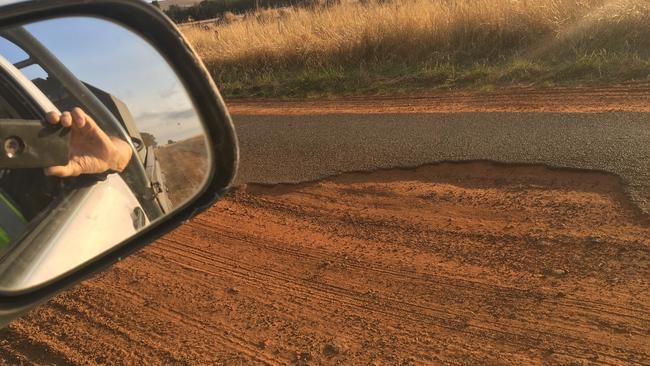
[0,190,26,252]
[0,191,25,221]
[0,227,9,249]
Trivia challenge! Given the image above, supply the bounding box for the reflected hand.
[44,108,133,177]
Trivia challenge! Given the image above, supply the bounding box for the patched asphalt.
[232,112,650,213]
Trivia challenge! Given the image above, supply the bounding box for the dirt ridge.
[227,85,650,115]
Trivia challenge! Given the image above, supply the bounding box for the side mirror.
[0,0,238,326]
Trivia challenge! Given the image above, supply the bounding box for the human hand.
[44,107,132,177]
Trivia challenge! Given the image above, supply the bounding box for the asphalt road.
[233,112,650,214]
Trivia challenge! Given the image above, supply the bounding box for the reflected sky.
[0,16,202,144]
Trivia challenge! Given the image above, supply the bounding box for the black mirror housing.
[0,0,239,326]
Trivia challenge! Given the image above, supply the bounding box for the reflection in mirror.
[0,17,210,293]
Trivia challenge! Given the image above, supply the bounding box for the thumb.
[44,163,80,177]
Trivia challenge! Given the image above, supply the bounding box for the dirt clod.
[550,269,568,277]
[318,260,333,269]
[323,342,341,357]
[257,340,267,350]
[587,236,604,245]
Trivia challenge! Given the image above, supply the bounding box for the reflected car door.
[0,54,146,293]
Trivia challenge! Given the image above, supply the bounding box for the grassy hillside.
[184,0,650,97]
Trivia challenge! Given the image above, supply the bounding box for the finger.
[60,112,73,128]
[71,107,90,129]
[44,164,80,178]
[45,111,60,125]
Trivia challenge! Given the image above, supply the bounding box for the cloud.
[159,83,181,100]
[135,107,198,123]
[134,107,203,143]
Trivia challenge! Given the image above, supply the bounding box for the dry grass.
[183,0,650,97]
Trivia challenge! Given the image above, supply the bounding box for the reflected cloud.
[136,107,196,122]
[135,107,201,144]
[159,83,181,100]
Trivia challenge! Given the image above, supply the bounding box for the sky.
[0,16,204,144]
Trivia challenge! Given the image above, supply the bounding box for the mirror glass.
[0,16,210,293]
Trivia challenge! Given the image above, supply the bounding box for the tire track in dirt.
[3,161,649,365]
[155,237,646,365]
[191,226,650,327]
[157,216,648,364]
[158,233,636,344]
[145,244,526,364]
[89,286,283,365]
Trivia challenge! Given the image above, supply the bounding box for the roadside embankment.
[184,0,650,97]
